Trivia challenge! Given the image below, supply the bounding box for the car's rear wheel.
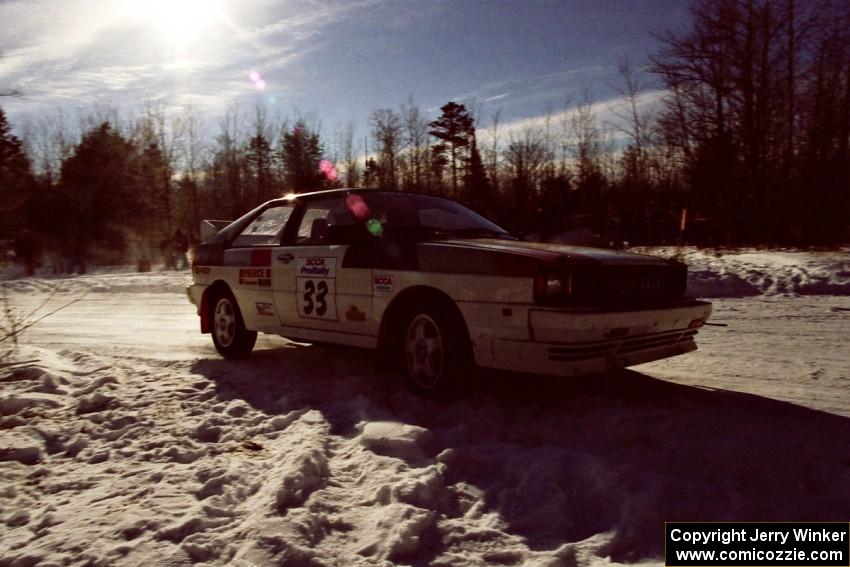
[401,301,470,396]
[211,291,257,359]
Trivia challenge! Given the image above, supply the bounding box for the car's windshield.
[354,192,513,239]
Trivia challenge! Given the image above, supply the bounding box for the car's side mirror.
[326,224,372,244]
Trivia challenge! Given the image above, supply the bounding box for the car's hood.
[437,238,675,267]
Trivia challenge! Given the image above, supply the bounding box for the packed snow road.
[1,250,849,566]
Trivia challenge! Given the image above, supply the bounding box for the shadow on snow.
[191,343,850,563]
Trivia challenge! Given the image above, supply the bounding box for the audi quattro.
[187,188,712,394]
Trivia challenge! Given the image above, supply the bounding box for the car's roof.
[275,187,458,205]
[280,187,360,201]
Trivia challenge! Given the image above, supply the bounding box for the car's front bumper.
[186,284,205,313]
[478,300,712,376]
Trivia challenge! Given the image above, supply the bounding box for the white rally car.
[187,189,711,394]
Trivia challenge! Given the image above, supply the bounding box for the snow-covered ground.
[1,248,849,566]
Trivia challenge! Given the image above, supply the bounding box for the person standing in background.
[173,229,189,270]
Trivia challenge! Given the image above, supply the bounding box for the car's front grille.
[572,264,688,309]
[547,328,698,362]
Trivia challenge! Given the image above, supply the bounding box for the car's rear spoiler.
[200,220,231,242]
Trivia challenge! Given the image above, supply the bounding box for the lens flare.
[345,194,370,220]
[366,218,384,237]
[319,159,338,182]
[248,71,267,90]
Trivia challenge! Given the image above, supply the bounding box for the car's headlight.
[533,271,573,304]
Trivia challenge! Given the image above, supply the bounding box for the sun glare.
[119,0,227,45]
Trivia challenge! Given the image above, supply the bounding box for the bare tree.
[214,104,245,217]
[174,104,207,232]
[484,108,502,193]
[609,56,653,186]
[23,110,75,184]
[370,108,403,190]
[400,96,429,191]
[1,284,89,355]
[336,121,359,188]
[648,0,849,243]
[557,97,573,178]
[503,127,548,227]
[570,92,603,183]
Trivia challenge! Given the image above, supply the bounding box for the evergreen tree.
[363,157,381,188]
[429,102,474,198]
[59,122,144,260]
[137,141,172,235]
[280,121,326,193]
[245,132,275,202]
[464,134,490,211]
[0,107,35,236]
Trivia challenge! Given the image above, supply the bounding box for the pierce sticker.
[255,302,274,317]
[297,257,336,278]
[373,275,394,292]
[192,265,211,283]
[239,267,272,286]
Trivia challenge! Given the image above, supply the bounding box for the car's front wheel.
[401,302,470,396]
[211,291,257,359]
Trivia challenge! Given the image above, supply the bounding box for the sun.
[119,0,227,45]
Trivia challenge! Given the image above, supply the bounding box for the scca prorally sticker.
[239,267,272,287]
[296,257,336,278]
[373,275,394,292]
[255,302,274,317]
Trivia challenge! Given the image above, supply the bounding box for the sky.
[0,0,692,143]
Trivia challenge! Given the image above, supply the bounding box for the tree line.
[1,0,848,270]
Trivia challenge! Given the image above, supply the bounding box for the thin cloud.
[476,89,667,145]
[440,65,612,117]
[483,93,511,103]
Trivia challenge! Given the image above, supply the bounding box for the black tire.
[210,290,257,359]
[400,299,471,396]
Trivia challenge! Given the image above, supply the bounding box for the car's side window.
[419,208,467,230]
[231,205,294,247]
[296,198,355,245]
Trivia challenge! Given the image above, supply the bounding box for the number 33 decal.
[303,280,328,316]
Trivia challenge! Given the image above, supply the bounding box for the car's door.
[272,196,377,345]
[224,203,296,332]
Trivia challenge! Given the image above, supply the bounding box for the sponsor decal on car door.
[222,247,278,331]
[273,245,376,338]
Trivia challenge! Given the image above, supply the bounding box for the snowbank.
[1,268,192,295]
[3,247,849,299]
[634,247,850,298]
